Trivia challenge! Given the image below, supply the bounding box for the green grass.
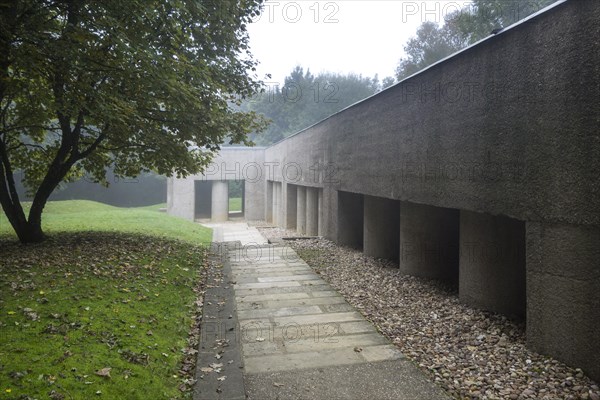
[0,201,213,398]
[0,200,211,244]
[228,197,241,213]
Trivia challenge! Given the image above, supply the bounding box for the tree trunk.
[0,198,46,243]
[15,220,46,243]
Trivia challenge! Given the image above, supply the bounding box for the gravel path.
[256,227,600,400]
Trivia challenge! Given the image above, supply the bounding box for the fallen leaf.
[217,376,227,381]
[209,363,223,369]
[200,367,213,373]
[95,367,111,378]
[215,354,222,359]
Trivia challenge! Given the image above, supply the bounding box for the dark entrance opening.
[194,181,212,219]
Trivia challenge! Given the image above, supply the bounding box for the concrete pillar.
[211,180,229,222]
[266,181,273,224]
[400,202,459,282]
[285,184,297,230]
[272,182,280,226]
[337,191,363,249]
[317,189,324,236]
[296,186,306,234]
[459,210,525,319]
[526,222,600,382]
[306,187,319,236]
[276,182,284,227]
[363,195,400,261]
[240,181,246,216]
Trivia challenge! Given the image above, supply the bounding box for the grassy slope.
[0,200,211,244]
[0,201,212,399]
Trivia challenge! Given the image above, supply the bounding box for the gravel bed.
[257,227,600,400]
[246,220,278,228]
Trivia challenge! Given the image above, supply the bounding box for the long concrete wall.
[168,0,600,381]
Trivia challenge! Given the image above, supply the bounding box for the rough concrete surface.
[245,360,450,400]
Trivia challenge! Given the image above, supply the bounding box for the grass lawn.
[0,201,212,399]
[0,200,212,245]
[228,197,241,212]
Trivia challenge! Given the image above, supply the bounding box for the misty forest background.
[13,0,554,207]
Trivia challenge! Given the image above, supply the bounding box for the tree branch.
[77,128,107,160]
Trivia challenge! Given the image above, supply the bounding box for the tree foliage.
[243,66,391,146]
[395,0,558,80]
[0,0,268,242]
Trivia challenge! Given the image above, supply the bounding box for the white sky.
[247,1,471,85]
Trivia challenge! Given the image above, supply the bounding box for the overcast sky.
[247,1,470,85]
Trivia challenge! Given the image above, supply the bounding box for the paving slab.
[235,284,332,296]
[236,295,347,310]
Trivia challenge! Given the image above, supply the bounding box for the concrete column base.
[306,187,319,236]
[272,182,280,226]
[285,184,297,230]
[266,181,273,224]
[318,189,324,236]
[296,186,307,234]
[278,182,284,227]
[400,202,459,282]
[363,196,400,261]
[211,180,229,222]
[459,210,525,318]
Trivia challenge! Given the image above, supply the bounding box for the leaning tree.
[0,0,268,243]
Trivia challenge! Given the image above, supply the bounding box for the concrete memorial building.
[169,0,600,381]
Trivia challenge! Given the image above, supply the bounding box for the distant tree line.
[395,0,558,80]
[238,66,395,146]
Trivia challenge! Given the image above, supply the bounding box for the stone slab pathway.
[195,222,449,399]
[202,222,267,246]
